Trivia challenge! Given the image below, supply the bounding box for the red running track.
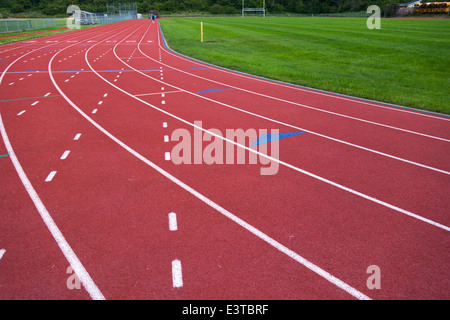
[0,19,449,300]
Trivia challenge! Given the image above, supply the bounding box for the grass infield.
[159,17,450,115]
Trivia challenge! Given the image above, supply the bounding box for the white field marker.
[168,212,178,231]
[172,259,183,288]
[45,171,57,182]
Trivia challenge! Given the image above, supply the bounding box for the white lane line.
[172,259,183,288]
[168,212,178,231]
[163,122,167,128]
[133,90,181,97]
[164,135,169,142]
[8,82,14,85]
[60,150,71,160]
[92,109,98,114]
[74,133,82,140]
[17,110,26,116]
[44,92,51,97]
[45,171,57,182]
[98,101,103,105]
[0,249,5,260]
[0,113,105,301]
[164,152,170,160]
[161,100,165,105]
[31,101,39,106]
[103,93,108,98]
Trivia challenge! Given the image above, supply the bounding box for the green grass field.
[160,17,450,115]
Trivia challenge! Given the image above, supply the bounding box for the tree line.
[1,0,402,17]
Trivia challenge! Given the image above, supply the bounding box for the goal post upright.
[242,0,266,17]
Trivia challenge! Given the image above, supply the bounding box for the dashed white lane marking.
[92,109,98,114]
[98,101,103,105]
[161,100,165,105]
[164,135,169,142]
[45,171,57,182]
[103,93,108,98]
[172,259,183,288]
[60,150,71,160]
[0,112,105,301]
[31,101,39,106]
[165,152,170,160]
[168,212,178,231]
[74,133,82,140]
[8,82,14,85]
[0,249,5,260]
[44,92,51,97]
[17,110,26,116]
[163,122,167,128]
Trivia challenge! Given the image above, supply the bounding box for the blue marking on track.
[197,88,233,94]
[250,132,305,147]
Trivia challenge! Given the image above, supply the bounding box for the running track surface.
[0,19,449,300]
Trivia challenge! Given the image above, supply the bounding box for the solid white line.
[45,171,57,182]
[60,150,70,160]
[168,212,178,231]
[0,113,105,300]
[172,259,183,288]
[74,133,82,140]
